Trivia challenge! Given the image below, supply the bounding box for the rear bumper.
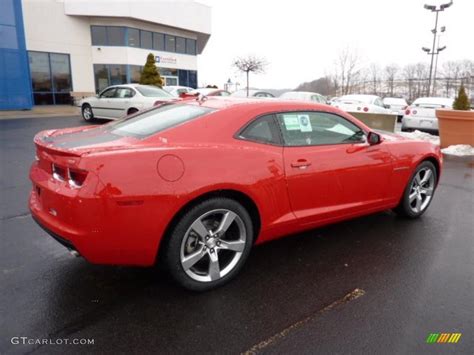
[402,116,439,134]
[29,161,170,266]
[31,214,78,254]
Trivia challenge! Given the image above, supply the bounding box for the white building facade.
[18,0,211,106]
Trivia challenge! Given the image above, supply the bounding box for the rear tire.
[394,161,437,218]
[127,108,139,115]
[81,104,95,122]
[163,197,254,291]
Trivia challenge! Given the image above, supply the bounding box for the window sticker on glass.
[283,114,300,130]
[298,114,312,132]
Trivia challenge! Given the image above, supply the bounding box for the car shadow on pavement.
[23,209,439,354]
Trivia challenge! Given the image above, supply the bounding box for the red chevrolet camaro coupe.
[29,98,442,290]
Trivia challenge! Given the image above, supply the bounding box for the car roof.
[413,97,453,105]
[104,84,161,90]
[180,96,331,111]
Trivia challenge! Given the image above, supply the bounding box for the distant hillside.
[295,77,335,96]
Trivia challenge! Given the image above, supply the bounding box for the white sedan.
[402,97,453,134]
[79,84,177,121]
[279,91,326,104]
[331,94,393,114]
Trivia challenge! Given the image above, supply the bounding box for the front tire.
[394,161,437,218]
[163,198,254,291]
[81,104,95,122]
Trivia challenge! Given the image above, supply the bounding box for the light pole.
[432,26,446,95]
[423,1,453,96]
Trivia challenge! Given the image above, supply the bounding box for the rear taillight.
[68,169,88,188]
[52,164,67,181]
[363,107,369,112]
[413,109,417,115]
[52,164,88,188]
[405,108,411,115]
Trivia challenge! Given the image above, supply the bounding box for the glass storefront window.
[165,35,175,52]
[153,33,164,51]
[159,68,178,77]
[176,37,186,54]
[130,65,142,84]
[91,26,107,46]
[29,51,72,105]
[29,52,51,92]
[90,26,198,54]
[94,64,109,93]
[107,27,125,46]
[50,53,71,93]
[186,39,196,55]
[140,30,152,49]
[128,28,140,47]
[109,64,127,85]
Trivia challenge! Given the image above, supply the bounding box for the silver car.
[402,97,453,134]
[79,84,176,121]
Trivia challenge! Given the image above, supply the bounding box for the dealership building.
[0,0,211,110]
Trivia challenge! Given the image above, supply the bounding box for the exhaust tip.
[68,249,80,257]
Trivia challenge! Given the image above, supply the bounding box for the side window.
[239,115,281,145]
[218,91,230,96]
[100,88,117,98]
[375,98,384,107]
[276,111,365,146]
[116,88,135,98]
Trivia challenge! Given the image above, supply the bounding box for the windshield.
[136,85,174,98]
[106,104,215,138]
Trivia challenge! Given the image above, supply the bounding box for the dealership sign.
[155,55,177,65]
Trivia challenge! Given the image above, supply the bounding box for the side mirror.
[368,132,381,145]
[384,104,390,109]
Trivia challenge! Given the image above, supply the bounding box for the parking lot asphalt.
[1,116,473,354]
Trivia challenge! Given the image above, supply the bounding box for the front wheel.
[81,104,95,122]
[163,198,254,291]
[394,161,437,218]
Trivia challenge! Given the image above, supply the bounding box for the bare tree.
[402,64,416,101]
[334,47,361,95]
[384,64,399,97]
[232,56,267,97]
[368,63,381,95]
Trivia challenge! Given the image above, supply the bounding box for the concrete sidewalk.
[0,105,79,120]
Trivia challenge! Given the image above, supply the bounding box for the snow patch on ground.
[441,145,474,156]
[396,130,474,156]
[397,130,440,145]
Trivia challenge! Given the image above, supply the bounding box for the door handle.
[291,159,311,169]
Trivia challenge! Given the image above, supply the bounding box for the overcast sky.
[197,0,474,89]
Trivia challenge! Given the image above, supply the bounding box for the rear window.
[136,85,173,97]
[107,104,215,138]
